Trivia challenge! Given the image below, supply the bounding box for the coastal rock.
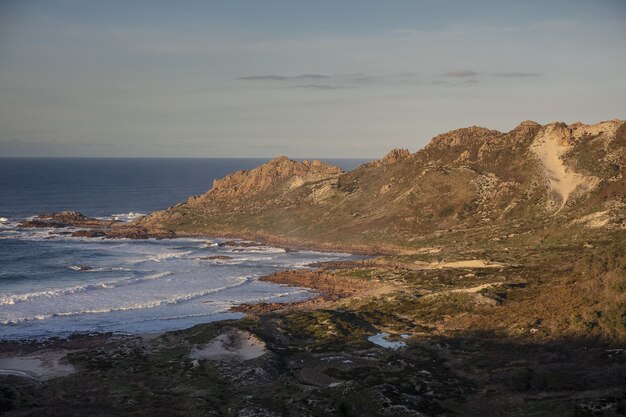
[207,156,343,197]
[71,230,106,238]
[198,255,234,261]
[105,226,175,240]
[218,240,263,248]
[18,211,116,228]
[16,211,176,240]
[18,219,67,228]
[69,265,93,271]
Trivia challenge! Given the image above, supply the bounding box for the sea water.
[0,158,367,339]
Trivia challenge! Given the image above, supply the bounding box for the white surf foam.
[144,251,193,263]
[0,271,174,306]
[1,275,252,325]
[111,212,145,222]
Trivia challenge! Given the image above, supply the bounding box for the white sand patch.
[190,329,266,362]
[413,259,505,269]
[0,350,75,381]
[368,333,410,350]
[531,123,592,212]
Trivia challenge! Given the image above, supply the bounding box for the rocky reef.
[18,211,175,239]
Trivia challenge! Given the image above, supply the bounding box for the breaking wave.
[1,275,253,325]
[0,271,174,306]
[111,212,145,222]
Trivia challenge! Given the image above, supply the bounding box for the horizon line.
[0,156,375,160]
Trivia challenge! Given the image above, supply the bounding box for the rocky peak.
[380,148,411,165]
[425,126,502,150]
[209,156,344,197]
[512,120,541,133]
[542,122,572,146]
[569,120,624,141]
[517,120,541,128]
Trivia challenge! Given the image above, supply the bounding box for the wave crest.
[1,275,253,325]
[0,271,173,306]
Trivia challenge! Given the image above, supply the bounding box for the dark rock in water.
[104,226,175,240]
[219,240,263,248]
[18,211,176,240]
[18,219,67,228]
[42,211,89,221]
[198,255,234,261]
[70,265,93,271]
[18,211,116,229]
[105,226,150,239]
[72,230,106,238]
[149,230,177,239]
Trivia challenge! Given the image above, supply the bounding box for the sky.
[0,0,625,158]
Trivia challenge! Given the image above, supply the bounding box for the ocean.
[0,158,368,339]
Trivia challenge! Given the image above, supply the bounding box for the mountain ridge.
[137,119,625,253]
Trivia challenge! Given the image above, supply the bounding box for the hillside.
[138,120,625,252]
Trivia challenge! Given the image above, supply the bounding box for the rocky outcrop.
[18,211,116,228]
[207,156,343,197]
[18,211,175,240]
[380,148,411,165]
[198,255,234,261]
[104,226,175,240]
[425,126,503,150]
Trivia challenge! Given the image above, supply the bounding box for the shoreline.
[0,261,384,346]
[0,254,377,346]
[7,209,414,255]
[231,269,399,315]
[155,229,413,256]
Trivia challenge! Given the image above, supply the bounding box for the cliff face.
[139,120,625,251]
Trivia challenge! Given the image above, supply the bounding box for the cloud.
[292,74,331,80]
[292,84,350,90]
[237,74,331,81]
[236,75,290,81]
[444,69,478,77]
[493,72,543,77]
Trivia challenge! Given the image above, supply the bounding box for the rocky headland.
[4,120,626,416]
